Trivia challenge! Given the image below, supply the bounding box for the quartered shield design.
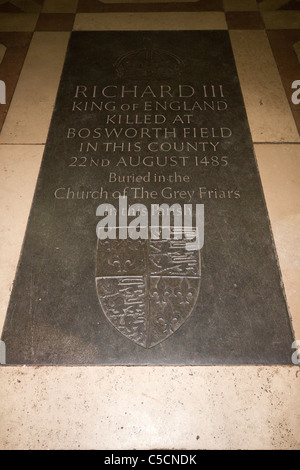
[95,231,201,348]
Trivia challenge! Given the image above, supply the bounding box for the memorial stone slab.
[1,31,295,364]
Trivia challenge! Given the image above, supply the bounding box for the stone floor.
[0,0,299,450]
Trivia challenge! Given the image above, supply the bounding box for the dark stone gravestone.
[1,31,294,364]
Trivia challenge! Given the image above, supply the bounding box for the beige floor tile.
[0,14,38,32]
[0,32,70,144]
[262,11,300,29]
[0,145,43,333]
[223,0,258,10]
[42,0,79,13]
[230,30,300,143]
[255,143,300,339]
[74,12,227,30]
[0,366,299,449]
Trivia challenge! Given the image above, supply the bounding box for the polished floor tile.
[267,29,300,134]
[0,32,69,144]
[0,32,32,131]
[0,0,43,13]
[0,366,299,449]
[0,13,38,31]
[0,145,43,332]
[12,0,43,12]
[35,13,75,30]
[224,0,258,10]
[230,30,300,142]
[42,0,78,12]
[262,11,300,28]
[259,0,300,10]
[226,11,264,28]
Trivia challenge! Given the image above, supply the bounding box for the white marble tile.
[0,32,70,144]
[0,366,299,449]
[0,145,43,334]
[230,30,300,143]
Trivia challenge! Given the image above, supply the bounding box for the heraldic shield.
[95,229,201,348]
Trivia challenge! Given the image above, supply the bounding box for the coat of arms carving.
[96,233,201,348]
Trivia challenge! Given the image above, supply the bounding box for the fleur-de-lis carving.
[162,305,177,333]
[154,305,181,335]
[174,278,195,305]
[151,277,172,306]
[108,251,134,272]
